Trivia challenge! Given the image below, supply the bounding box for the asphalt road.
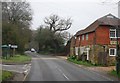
[25,52,118,81]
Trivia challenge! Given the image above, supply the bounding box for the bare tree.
[2,2,32,28]
[44,14,72,33]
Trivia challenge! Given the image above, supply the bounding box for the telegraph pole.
[116,1,120,81]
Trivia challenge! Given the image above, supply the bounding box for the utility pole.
[116,1,120,81]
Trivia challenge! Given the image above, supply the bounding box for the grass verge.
[109,70,120,78]
[0,70,13,81]
[2,54,31,64]
[67,57,94,67]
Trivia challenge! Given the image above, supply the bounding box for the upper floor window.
[86,34,88,40]
[82,35,84,40]
[116,29,120,38]
[110,29,120,38]
[110,29,116,38]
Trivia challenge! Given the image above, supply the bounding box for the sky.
[27,0,119,35]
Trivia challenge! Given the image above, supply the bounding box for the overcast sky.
[27,0,119,35]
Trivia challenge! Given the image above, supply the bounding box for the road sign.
[11,45,18,48]
[1,45,8,48]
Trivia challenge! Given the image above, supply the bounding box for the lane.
[25,52,117,81]
[26,55,67,81]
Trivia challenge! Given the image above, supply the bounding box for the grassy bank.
[0,70,13,81]
[2,55,31,64]
[67,57,94,67]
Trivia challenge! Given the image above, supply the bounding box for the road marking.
[23,64,31,81]
[62,73,69,80]
[2,69,23,73]
[57,67,70,81]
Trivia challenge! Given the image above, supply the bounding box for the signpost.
[1,44,18,59]
[1,45,9,59]
[11,45,18,56]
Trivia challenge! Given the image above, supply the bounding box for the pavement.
[25,52,118,81]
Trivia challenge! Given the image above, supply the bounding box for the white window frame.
[86,34,88,40]
[110,29,120,38]
[110,29,116,38]
[109,48,116,56]
[82,35,84,40]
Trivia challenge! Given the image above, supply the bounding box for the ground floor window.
[109,48,116,56]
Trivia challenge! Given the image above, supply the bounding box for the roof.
[75,14,120,36]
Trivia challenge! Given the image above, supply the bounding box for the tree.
[34,14,72,54]
[35,27,65,53]
[2,2,32,26]
[44,14,72,33]
[2,2,32,53]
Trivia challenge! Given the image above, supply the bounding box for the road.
[25,52,117,81]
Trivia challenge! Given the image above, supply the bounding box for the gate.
[98,52,107,66]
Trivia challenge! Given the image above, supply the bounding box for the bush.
[70,55,76,59]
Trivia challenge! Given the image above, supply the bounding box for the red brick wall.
[75,37,80,47]
[96,26,110,45]
[80,32,95,46]
[96,26,120,45]
[75,26,120,47]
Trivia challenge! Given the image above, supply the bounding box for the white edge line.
[2,69,23,73]
[23,66,31,81]
[57,67,70,81]
[62,73,69,80]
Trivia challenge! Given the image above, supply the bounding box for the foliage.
[1,70,13,81]
[67,56,94,67]
[35,14,72,54]
[109,70,120,78]
[35,28,65,53]
[2,2,32,53]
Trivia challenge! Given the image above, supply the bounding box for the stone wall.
[89,45,116,66]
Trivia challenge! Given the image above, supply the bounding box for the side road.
[2,52,32,81]
[2,64,31,81]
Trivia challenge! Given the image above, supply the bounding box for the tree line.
[2,2,32,54]
[2,2,72,55]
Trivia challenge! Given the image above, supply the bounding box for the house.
[70,14,120,66]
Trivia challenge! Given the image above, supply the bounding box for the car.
[31,48,36,52]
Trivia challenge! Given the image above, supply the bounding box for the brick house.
[70,14,120,66]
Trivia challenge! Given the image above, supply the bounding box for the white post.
[86,48,90,60]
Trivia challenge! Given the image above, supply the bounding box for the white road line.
[2,69,23,73]
[23,65,31,81]
[57,67,70,81]
[62,73,69,80]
